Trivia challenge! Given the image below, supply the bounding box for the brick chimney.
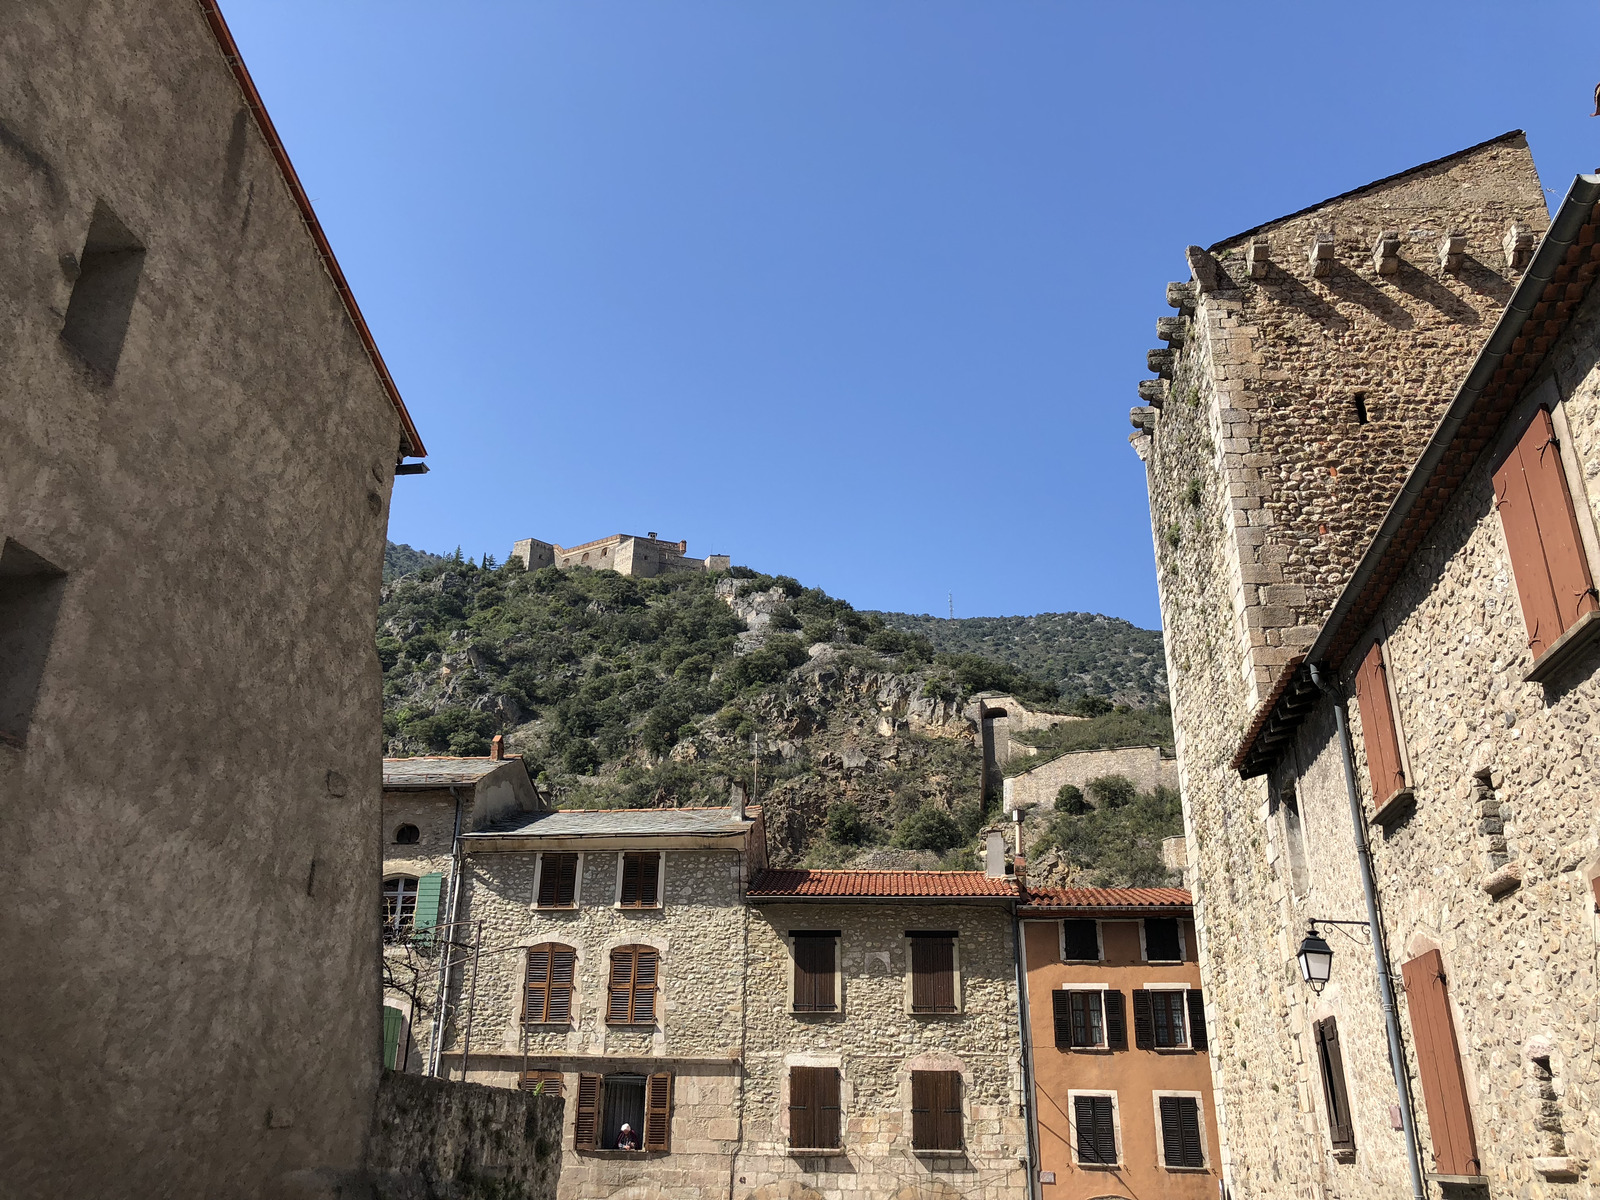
[490,734,504,761]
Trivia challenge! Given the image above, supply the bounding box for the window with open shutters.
[1403,951,1480,1178]
[909,933,957,1013]
[1053,990,1114,1048]
[792,933,839,1013]
[536,853,578,908]
[619,852,661,908]
[1072,1095,1117,1165]
[1353,640,1409,816]
[788,1066,842,1149]
[574,1072,672,1152]
[1314,1017,1355,1152]
[1494,407,1599,661]
[1158,1096,1204,1168]
[910,1070,963,1150]
[606,946,659,1024]
[523,944,576,1025]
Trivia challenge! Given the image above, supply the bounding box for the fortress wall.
[1003,745,1176,811]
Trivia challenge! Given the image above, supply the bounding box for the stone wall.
[1002,745,1177,812]
[382,791,462,1074]
[734,903,1028,1200]
[510,535,729,578]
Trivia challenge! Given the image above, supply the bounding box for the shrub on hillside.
[1036,783,1182,888]
[826,801,867,846]
[1087,774,1137,809]
[1055,783,1087,814]
[891,805,963,852]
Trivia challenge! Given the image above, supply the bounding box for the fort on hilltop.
[511,532,730,577]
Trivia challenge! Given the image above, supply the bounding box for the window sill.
[1370,788,1414,828]
[577,1150,662,1159]
[614,904,663,912]
[1151,1046,1196,1054]
[788,1147,845,1158]
[908,1010,963,1018]
[1062,1046,1114,1054]
[788,1009,843,1018]
[603,1022,658,1030]
[1525,608,1600,684]
[1425,1174,1488,1186]
[533,904,578,912]
[1075,1162,1121,1170]
[522,1022,572,1031]
[1162,1165,1210,1173]
[912,1148,966,1158]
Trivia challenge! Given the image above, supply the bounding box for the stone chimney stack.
[490,734,504,761]
[729,780,748,820]
[984,830,1008,879]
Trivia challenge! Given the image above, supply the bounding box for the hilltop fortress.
[511,532,730,578]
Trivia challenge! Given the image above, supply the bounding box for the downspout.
[1310,662,1424,1200]
[1013,901,1040,1200]
[426,785,466,1077]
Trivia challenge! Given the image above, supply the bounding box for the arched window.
[607,946,659,1024]
[383,876,418,941]
[524,943,577,1024]
[394,824,420,845]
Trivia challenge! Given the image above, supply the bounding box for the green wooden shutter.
[412,872,444,945]
[382,1006,404,1070]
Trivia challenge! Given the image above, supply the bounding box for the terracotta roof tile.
[747,869,1020,899]
[1020,886,1191,911]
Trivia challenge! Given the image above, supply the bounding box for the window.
[1157,1096,1205,1168]
[1133,988,1206,1050]
[382,876,418,940]
[1062,919,1101,962]
[394,824,420,845]
[1402,951,1480,1178]
[1353,640,1409,817]
[0,538,67,747]
[1143,918,1182,962]
[1072,1095,1118,1165]
[788,1066,842,1150]
[791,932,839,1013]
[575,1072,672,1151]
[910,1070,963,1151]
[537,853,579,908]
[524,944,576,1024]
[618,852,661,908]
[1352,392,1369,425]
[1275,781,1309,896]
[606,946,659,1024]
[1494,406,1599,663]
[1052,989,1126,1049]
[520,1070,564,1097]
[1314,1018,1355,1153]
[1151,991,1186,1047]
[61,202,146,378]
[909,933,958,1014]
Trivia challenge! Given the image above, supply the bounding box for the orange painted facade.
[1022,897,1221,1199]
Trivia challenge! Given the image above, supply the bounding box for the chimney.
[984,830,1007,879]
[648,531,657,540]
[729,780,748,820]
[490,734,504,761]
[1013,855,1027,884]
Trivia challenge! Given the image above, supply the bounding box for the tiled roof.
[1020,886,1191,911]
[747,870,1020,899]
[468,807,759,839]
[383,757,520,788]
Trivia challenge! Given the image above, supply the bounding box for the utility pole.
[948,592,954,620]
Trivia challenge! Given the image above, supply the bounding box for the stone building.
[1133,131,1600,1196]
[737,867,1029,1200]
[1018,887,1220,1198]
[512,532,732,577]
[2,2,434,1196]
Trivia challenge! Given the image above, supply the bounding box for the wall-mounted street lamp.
[1295,919,1370,993]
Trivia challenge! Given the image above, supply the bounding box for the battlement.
[510,533,731,578]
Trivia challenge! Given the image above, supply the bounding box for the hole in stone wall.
[1352,393,1369,425]
[61,202,146,380]
[0,538,68,747]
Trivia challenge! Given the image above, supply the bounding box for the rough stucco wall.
[735,903,1028,1200]
[1004,745,1177,812]
[0,3,404,1197]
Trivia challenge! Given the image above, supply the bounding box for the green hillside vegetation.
[384,542,452,581]
[1003,704,1174,777]
[1034,777,1182,888]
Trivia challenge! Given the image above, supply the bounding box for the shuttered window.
[519,1069,564,1097]
[644,1073,672,1151]
[1148,990,1187,1048]
[1062,919,1100,961]
[523,943,576,1024]
[606,946,659,1024]
[910,1070,963,1150]
[1104,990,1128,1051]
[788,1066,842,1149]
[382,1006,404,1070]
[1314,1017,1354,1152]
[792,933,839,1013]
[1072,1096,1117,1165]
[1494,407,1599,660]
[536,853,578,907]
[575,1073,602,1149]
[1403,950,1480,1178]
[1186,988,1208,1051]
[619,852,661,908]
[1143,918,1181,962]
[1353,640,1408,815]
[574,1073,672,1151]
[909,934,957,1013]
[1052,990,1106,1048]
[1158,1096,1204,1168]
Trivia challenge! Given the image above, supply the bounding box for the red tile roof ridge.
[1020,885,1191,908]
[747,868,1019,898]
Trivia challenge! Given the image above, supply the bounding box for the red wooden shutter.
[644,1073,672,1151]
[607,949,634,1023]
[1353,641,1407,812]
[574,1074,602,1148]
[1186,988,1208,1051]
[1132,989,1154,1049]
[1052,990,1073,1049]
[632,948,658,1023]
[1104,990,1128,1051]
[910,937,956,1013]
[1403,951,1479,1177]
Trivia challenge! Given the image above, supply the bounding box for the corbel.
[1372,231,1401,276]
[1245,237,1270,279]
[1504,224,1535,273]
[1155,317,1185,346]
[1137,379,1168,409]
[1185,245,1222,294]
[1166,281,1197,315]
[1438,233,1466,274]
[1147,349,1177,379]
[1308,234,1335,278]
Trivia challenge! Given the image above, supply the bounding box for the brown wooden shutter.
[1104,990,1128,1051]
[793,936,836,1012]
[1353,640,1407,812]
[1159,1095,1184,1167]
[911,1070,960,1150]
[1316,1017,1355,1151]
[910,1071,934,1148]
[1052,990,1073,1049]
[817,1067,841,1149]
[789,1066,839,1148]
[937,1071,962,1150]
[910,937,956,1013]
[1402,950,1479,1176]
[619,854,639,905]
[574,1074,602,1148]
[524,945,551,1023]
[1186,988,1208,1051]
[547,946,574,1023]
[538,853,577,906]
[638,853,660,906]
[644,1073,672,1151]
[607,948,634,1023]
[632,948,658,1023]
[1132,989,1154,1049]
[519,1069,564,1097]
[553,853,577,905]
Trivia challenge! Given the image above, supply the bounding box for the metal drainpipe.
[427,785,466,1077]
[1013,905,1041,1200]
[1310,662,1425,1200]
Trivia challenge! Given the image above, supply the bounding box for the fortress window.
[61,202,146,379]
[393,824,419,845]
[1353,392,1369,424]
[0,538,68,747]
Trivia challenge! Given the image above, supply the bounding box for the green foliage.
[1070,694,1112,717]
[1184,477,1203,507]
[891,804,963,852]
[1036,784,1182,888]
[1006,707,1174,775]
[928,652,1058,706]
[1087,774,1137,808]
[1165,523,1182,549]
[384,541,451,581]
[825,801,868,846]
[1055,783,1087,814]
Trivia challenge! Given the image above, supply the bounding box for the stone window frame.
[1059,918,1104,963]
[902,1057,968,1157]
[1150,1089,1209,1171]
[531,850,584,910]
[901,931,963,1016]
[1142,982,1194,1051]
[510,942,585,1031]
[1266,761,1311,902]
[785,930,844,1017]
[780,1052,847,1155]
[1065,1088,1122,1169]
[1138,918,1186,964]
[612,850,666,911]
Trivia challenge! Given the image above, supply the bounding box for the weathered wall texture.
[735,903,1028,1200]
[1003,745,1177,812]
[0,3,407,1196]
[1136,135,1549,1197]
[367,1072,563,1200]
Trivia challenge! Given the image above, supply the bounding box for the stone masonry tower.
[1133,132,1548,1194]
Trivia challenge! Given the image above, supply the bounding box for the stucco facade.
[2,3,424,1196]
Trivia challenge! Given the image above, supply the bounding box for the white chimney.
[729,780,748,820]
[984,830,1008,879]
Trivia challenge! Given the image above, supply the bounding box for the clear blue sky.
[223,0,1598,629]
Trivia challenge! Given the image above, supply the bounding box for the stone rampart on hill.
[1002,744,1176,811]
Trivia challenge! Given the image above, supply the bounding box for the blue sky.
[223,1,1599,628]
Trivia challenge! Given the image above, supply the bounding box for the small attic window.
[394,824,420,845]
[0,538,68,747]
[61,202,147,379]
[1352,393,1369,425]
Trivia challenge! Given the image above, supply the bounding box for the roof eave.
[747,893,1017,905]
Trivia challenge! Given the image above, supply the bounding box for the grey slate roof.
[382,757,518,788]
[467,807,755,839]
